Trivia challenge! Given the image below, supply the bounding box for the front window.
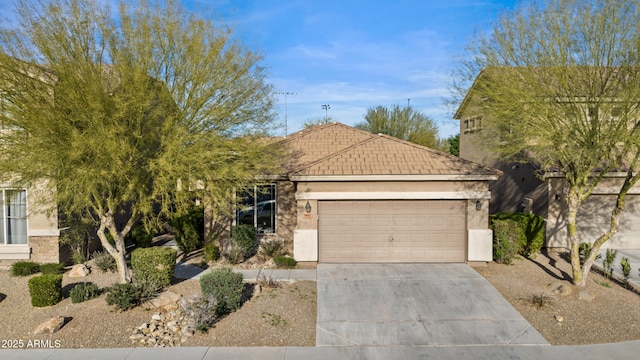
[0,189,28,245]
[236,184,276,234]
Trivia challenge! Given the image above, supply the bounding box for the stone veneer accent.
[29,236,61,263]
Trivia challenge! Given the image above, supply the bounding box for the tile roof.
[278,122,500,177]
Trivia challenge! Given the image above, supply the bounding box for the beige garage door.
[318,200,466,263]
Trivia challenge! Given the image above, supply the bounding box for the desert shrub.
[203,242,220,263]
[128,226,154,248]
[131,247,177,288]
[578,242,601,266]
[72,252,87,265]
[602,248,618,279]
[523,292,553,309]
[70,283,101,303]
[105,283,143,311]
[259,238,285,259]
[491,219,523,264]
[273,256,297,269]
[200,268,244,316]
[40,263,66,275]
[224,244,246,265]
[620,257,632,285]
[28,274,63,307]
[92,250,117,272]
[231,224,256,258]
[10,261,40,276]
[182,295,219,333]
[491,212,545,259]
[172,207,205,254]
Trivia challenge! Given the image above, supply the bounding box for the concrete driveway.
[316,263,549,347]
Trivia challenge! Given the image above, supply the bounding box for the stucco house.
[232,122,501,263]
[454,69,640,250]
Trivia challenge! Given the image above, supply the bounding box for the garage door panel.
[318,200,466,263]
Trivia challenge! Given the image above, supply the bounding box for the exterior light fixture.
[305,200,312,213]
[475,200,482,211]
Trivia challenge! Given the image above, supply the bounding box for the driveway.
[316,263,549,347]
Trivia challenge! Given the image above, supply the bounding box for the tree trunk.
[566,189,585,287]
[96,209,134,283]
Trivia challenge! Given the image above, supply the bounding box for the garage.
[318,200,466,263]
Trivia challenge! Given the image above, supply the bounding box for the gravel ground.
[0,267,316,349]
[475,251,640,345]
[1,251,638,348]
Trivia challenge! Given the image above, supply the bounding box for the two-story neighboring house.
[455,67,640,250]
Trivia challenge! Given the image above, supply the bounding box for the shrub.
[92,250,117,272]
[40,263,66,275]
[203,242,220,263]
[259,238,286,259]
[491,212,545,259]
[231,224,256,258]
[224,244,246,265]
[273,256,297,269]
[10,261,40,276]
[602,248,618,279]
[70,283,101,303]
[182,295,218,333]
[172,207,205,254]
[128,226,154,248]
[105,283,143,311]
[578,242,601,266]
[200,268,244,316]
[491,219,523,264]
[72,252,87,265]
[620,257,632,284]
[28,274,63,307]
[131,247,177,288]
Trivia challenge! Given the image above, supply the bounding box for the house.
[229,122,502,263]
[454,69,640,250]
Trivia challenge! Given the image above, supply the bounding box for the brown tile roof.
[278,122,500,177]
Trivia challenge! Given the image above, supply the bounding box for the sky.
[0,0,518,138]
[205,0,519,138]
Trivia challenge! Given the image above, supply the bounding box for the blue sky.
[207,0,518,138]
[0,0,518,138]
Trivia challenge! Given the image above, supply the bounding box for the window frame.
[0,188,29,246]
[235,184,277,234]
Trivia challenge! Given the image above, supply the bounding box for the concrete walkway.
[3,264,640,360]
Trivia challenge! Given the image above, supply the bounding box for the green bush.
[273,256,297,269]
[128,226,154,248]
[105,283,143,311]
[131,247,177,288]
[259,238,286,259]
[70,283,101,303]
[92,250,117,272]
[172,207,205,254]
[231,224,256,258]
[491,212,545,260]
[200,268,244,316]
[28,274,63,307]
[203,242,220,263]
[492,219,523,264]
[40,263,66,275]
[10,261,40,276]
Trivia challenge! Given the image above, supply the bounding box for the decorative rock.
[147,291,182,310]
[34,316,66,335]
[151,313,164,321]
[554,315,564,323]
[68,264,90,277]
[546,281,573,296]
[577,290,595,301]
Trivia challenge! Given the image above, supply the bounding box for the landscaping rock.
[34,316,66,335]
[546,281,573,296]
[130,300,201,347]
[68,264,90,278]
[147,291,182,310]
[577,290,595,301]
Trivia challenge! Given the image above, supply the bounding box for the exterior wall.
[0,180,60,264]
[546,176,640,249]
[291,180,494,262]
[275,181,296,253]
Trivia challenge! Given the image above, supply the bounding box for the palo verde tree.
[0,0,282,283]
[452,0,640,286]
[355,105,440,148]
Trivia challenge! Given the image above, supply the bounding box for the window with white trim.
[0,189,28,245]
[236,184,276,234]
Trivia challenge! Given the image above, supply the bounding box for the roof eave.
[289,174,501,182]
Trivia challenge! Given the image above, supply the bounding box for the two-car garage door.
[318,200,466,263]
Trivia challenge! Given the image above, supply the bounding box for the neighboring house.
[224,122,502,263]
[455,71,640,250]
